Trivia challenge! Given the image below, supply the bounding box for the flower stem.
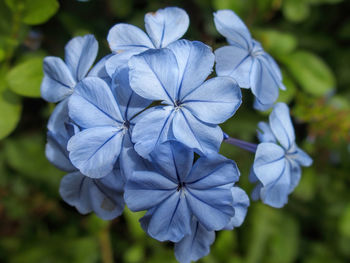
[223,134,257,153]
[99,222,114,263]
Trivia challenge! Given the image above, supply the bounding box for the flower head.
[213,10,285,110]
[129,39,242,157]
[250,103,313,207]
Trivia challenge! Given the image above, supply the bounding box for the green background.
[0,0,350,262]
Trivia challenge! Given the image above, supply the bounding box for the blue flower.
[46,100,125,220]
[213,10,285,110]
[124,141,241,242]
[128,39,242,157]
[41,34,110,103]
[67,73,150,179]
[174,186,249,263]
[105,7,189,76]
[250,103,313,208]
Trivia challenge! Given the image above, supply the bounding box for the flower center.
[174,100,183,111]
[177,182,185,192]
[119,120,130,134]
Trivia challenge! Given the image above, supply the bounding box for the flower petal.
[124,170,177,211]
[186,186,234,231]
[257,121,276,143]
[132,106,174,158]
[112,67,151,121]
[145,7,189,48]
[260,160,291,208]
[253,142,286,186]
[269,103,295,150]
[67,127,123,178]
[185,154,239,189]
[150,141,194,182]
[172,108,223,155]
[105,50,145,77]
[107,23,153,53]
[224,187,250,230]
[147,193,192,242]
[68,77,123,129]
[183,76,242,124]
[88,54,113,85]
[174,218,215,263]
[213,10,252,50]
[59,170,125,220]
[289,146,313,167]
[129,48,179,103]
[64,34,98,81]
[250,57,280,106]
[41,56,75,102]
[167,40,214,100]
[214,45,252,88]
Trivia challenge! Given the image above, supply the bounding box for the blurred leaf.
[254,29,297,56]
[282,51,335,96]
[0,89,22,139]
[7,56,43,97]
[282,0,310,22]
[339,204,350,238]
[6,0,59,25]
[293,167,316,201]
[277,71,297,103]
[124,244,145,263]
[212,0,249,17]
[212,230,236,261]
[4,134,63,189]
[307,0,343,4]
[124,208,146,240]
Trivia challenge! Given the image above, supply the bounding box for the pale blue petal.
[250,57,280,106]
[64,34,98,81]
[287,159,301,193]
[174,218,215,263]
[261,51,285,90]
[124,170,177,211]
[145,7,189,48]
[119,133,150,180]
[147,193,192,242]
[253,142,286,186]
[183,77,242,124]
[41,57,75,102]
[186,186,234,231]
[89,169,125,220]
[269,103,295,150]
[150,141,194,182]
[186,154,239,189]
[260,160,291,208]
[214,45,252,88]
[132,106,174,158]
[253,98,274,111]
[68,77,123,129]
[88,54,112,85]
[167,40,214,100]
[224,187,249,230]
[112,67,151,121]
[107,23,153,52]
[289,146,313,167]
[59,171,92,214]
[213,10,252,50]
[172,108,223,155]
[257,121,276,143]
[67,127,124,178]
[105,49,146,77]
[129,48,179,103]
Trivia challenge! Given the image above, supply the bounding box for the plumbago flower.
[124,141,249,260]
[106,7,189,70]
[250,103,313,208]
[214,10,285,110]
[129,39,242,157]
[67,73,151,179]
[41,34,109,103]
[45,99,125,220]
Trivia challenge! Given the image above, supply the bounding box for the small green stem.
[98,222,114,263]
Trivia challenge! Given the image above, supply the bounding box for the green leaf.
[6,0,59,25]
[339,204,350,238]
[282,51,335,96]
[277,71,297,104]
[282,0,310,22]
[254,29,298,56]
[7,57,43,97]
[212,0,249,17]
[0,89,22,139]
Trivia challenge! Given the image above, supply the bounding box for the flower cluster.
[41,7,312,263]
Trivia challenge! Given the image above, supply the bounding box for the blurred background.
[0,0,349,262]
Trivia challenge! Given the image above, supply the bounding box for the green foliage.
[0,89,22,139]
[7,57,43,97]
